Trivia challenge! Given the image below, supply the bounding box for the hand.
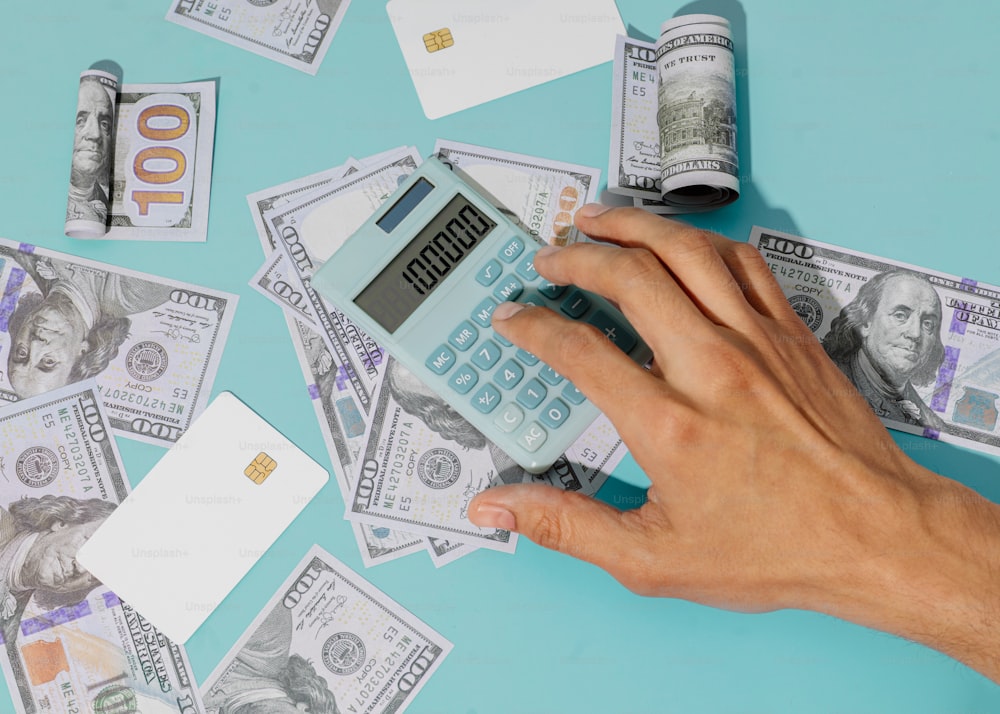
[469,205,1000,679]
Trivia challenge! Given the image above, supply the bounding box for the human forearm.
[823,465,1000,681]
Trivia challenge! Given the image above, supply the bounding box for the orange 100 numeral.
[131,104,192,215]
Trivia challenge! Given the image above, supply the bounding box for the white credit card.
[77,392,328,643]
[386,0,625,119]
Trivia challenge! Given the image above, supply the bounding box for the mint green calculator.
[311,157,652,473]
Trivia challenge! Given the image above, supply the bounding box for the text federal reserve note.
[752,226,1000,458]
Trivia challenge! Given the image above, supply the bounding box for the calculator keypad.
[423,245,642,458]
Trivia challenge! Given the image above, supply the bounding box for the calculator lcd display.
[355,193,497,333]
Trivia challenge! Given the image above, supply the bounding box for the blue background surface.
[2,0,1000,711]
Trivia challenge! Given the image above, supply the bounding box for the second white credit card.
[78,392,328,643]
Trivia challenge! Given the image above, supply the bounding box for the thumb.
[468,483,647,572]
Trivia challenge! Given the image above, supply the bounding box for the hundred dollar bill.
[0,382,203,714]
[247,159,361,255]
[67,75,216,242]
[425,537,476,568]
[432,139,601,246]
[247,151,413,322]
[608,15,740,213]
[201,544,451,714]
[264,148,422,414]
[0,238,237,446]
[283,313,424,567]
[166,0,351,75]
[346,357,519,552]
[607,37,660,202]
[751,226,1000,457]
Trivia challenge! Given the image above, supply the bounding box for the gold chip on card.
[244,452,276,484]
[423,28,454,53]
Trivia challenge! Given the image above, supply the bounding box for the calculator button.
[539,281,567,299]
[539,364,564,385]
[515,252,539,281]
[516,422,548,452]
[561,381,586,405]
[586,309,638,353]
[476,259,503,286]
[471,340,502,370]
[516,378,547,409]
[495,359,524,389]
[560,289,591,318]
[493,276,524,302]
[498,236,525,263]
[494,403,524,432]
[449,364,479,394]
[493,332,513,347]
[471,297,498,327]
[539,398,570,429]
[425,345,456,375]
[448,321,479,351]
[517,291,546,308]
[471,384,501,414]
[515,348,539,367]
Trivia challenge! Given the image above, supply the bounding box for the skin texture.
[468,205,1000,683]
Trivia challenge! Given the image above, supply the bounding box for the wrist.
[819,460,1000,681]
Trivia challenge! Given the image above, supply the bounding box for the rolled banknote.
[751,226,1000,457]
[0,381,203,714]
[0,238,237,446]
[201,544,451,714]
[655,15,739,211]
[166,0,351,75]
[608,15,740,213]
[66,75,216,242]
[65,70,118,239]
[432,140,601,246]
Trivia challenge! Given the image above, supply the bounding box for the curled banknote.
[65,70,118,238]
[752,226,1000,457]
[66,72,216,242]
[166,0,351,75]
[201,545,450,714]
[0,238,237,446]
[0,382,203,714]
[608,15,739,213]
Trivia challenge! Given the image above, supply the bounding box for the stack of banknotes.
[608,14,741,214]
[0,383,451,713]
[247,140,630,568]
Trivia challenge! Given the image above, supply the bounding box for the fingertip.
[577,203,612,219]
[492,301,525,321]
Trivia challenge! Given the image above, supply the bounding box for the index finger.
[490,300,666,435]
